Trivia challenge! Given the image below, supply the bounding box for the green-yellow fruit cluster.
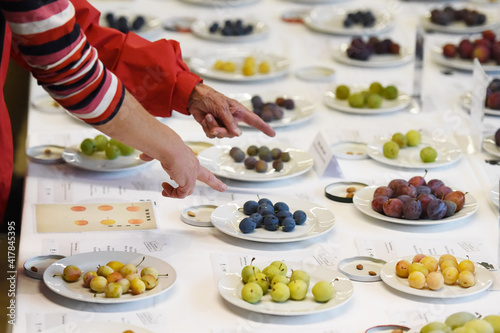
[79,135,135,160]
[419,312,500,333]
[335,82,399,109]
[62,257,162,299]
[240,260,335,304]
[382,130,423,159]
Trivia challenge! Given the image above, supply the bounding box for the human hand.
[187,83,276,139]
[140,147,226,198]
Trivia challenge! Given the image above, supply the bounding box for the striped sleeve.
[0,0,124,125]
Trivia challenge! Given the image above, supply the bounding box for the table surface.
[14,0,500,332]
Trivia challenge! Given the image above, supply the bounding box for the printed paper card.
[35,201,157,233]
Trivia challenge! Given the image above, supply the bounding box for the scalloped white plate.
[431,46,500,73]
[180,0,259,6]
[189,49,290,82]
[218,262,353,315]
[366,137,463,169]
[198,145,313,182]
[323,87,411,114]
[380,255,492,298]
[353,185,478,226]
[332,44,414,68]
[211,197,335,243]
[62,147,151,172]
[421,11,500,34]
[304,7,393,36]
[43,251,176,304]
[483,135,500,157]
[191,19,269,42]
[231,93,315,128]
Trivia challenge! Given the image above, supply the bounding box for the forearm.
[95,90,186,163]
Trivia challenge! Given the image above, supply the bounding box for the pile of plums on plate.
[371,173,467,220]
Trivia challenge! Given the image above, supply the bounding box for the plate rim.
[218,261,354,316]
[42,251,177,304]
[210,197,335,243]
[431,46,500,73]
[483,134,500,157]
[332,43,414,68]
[365,137,463,169]
[304,7,393,36]
[323,89,412,114]
[420,11,500,34]
[189,49,290,82]
[380,255,493,299]
[61,146,151,172]
[197,145,314,182]
[234,93,316,128]
[190,19,270,43]
[353,185,478,226]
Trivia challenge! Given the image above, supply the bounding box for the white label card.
[308,132,343,178]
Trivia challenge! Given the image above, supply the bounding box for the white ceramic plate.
[332,44,413,68]
[189,49,290,82]
[304,7,393,36]
[179,0,259,6]
[198,145,314,182]
[218,261,353,315]
[380,256,493,298]
[191,19,269,42]
[62,147,151,172]
[323,89,411,114]
[460,92,499,116]
[211,197,335,243]
[431,46,500,73]
[490,184,499,208]
[421,11,500,34]
[42,322,154,333]
[231,93,316,128]
[353,185,478,226]
[333,44,414,68]
[284,0,347,3]
[43,251,176,304]
[366,137,463,169]
[483,135,500,157]
[100,12,161,34]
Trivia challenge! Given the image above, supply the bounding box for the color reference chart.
[35,202,157,233]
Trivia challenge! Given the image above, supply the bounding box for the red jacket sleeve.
[70,0,201,117]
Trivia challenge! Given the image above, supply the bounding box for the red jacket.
[0,0,201,220]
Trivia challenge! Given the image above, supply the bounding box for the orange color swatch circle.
[74,220,88,226]
[128,219,144,225]
[100,219,116,225]
[126,206,141,212]
[70,206,86,212]
[98,205,114,211]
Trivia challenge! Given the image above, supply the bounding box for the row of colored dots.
[70,205,142,212]
[74,219,144,226]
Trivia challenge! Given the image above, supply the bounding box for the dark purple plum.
[276,211,293,225]
[257,204,274,216]
[249,213,263,228]
[397,195,413,206]
[293,210,307,225]
[263,215,279,231]
[408,171,427,187]
[244,157,257,170]
[417,193,436,218]
[416,185,432,196]
[402,199,423,220]
[427,199,447,220]
[243,200,259,215]
[427,179,445,194]
[383,198,404,218]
